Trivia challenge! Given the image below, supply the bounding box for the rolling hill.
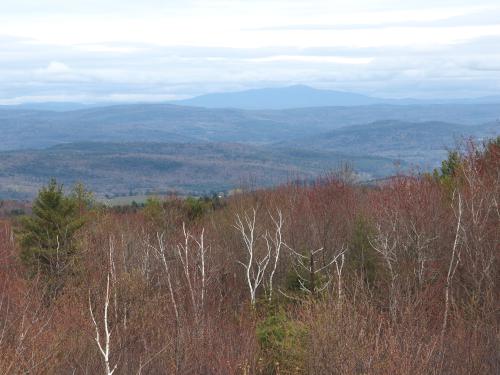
[0,103,499,151]
[0,101,498,199]
[0,142,398,199]
[285,120,500,165]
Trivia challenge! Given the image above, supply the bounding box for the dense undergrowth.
[0,138,498,374]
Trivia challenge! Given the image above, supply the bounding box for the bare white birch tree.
[234,209,270,306]
[147,232,179,324]
[264,209,284,301]
[440,190,463,350]
[89,273,117,375]
[190,227,208,314]
[176,223,209,320]
[144,226,209,372]
[177,223,197,315]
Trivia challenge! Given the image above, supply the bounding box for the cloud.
[246,55,374,64]
[0,35,499,102]
[41,61,71,74]
[247,7,500,31]
[0,1,499,102]
[31,61,94,83]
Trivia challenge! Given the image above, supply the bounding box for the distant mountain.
[2,86,500,112]
[172,85,381,109]
[171,85,500,110]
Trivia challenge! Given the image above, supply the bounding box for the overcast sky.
[1,0,499,104]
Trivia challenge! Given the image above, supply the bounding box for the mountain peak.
[172,85,377,110]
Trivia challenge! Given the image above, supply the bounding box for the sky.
[0,0,500,104]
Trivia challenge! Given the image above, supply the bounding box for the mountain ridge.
[2,85,500,111]
[172,85,500,109]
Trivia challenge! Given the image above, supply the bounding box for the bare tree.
[150,232,179,323]
[89,273,117,375]
[234,209,270,306]
[190,227,208,315]
[176,223,209,320]
[264,209,284,302]
[146,231,180,373]
[458,147,498,308]
[177,223,197,316]
[440,190,463,356]
[402,221,436,288]
[0,275,54,374]
[334,252,346,301]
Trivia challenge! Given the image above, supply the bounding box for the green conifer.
[18,179,84,293]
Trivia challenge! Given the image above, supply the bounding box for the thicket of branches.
[0,138,498,374]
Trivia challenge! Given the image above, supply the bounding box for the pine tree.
[18,179,84,291]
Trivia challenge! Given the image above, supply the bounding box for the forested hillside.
[0,142,397,199]
[0,103,498,199]
[1,103,498,150]
[0,138,498,374]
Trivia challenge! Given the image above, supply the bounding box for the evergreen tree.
[439,150,461,178]
[432,150,463,194]
[18,179,84,291]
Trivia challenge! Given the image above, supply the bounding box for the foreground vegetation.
[0,138,498,374]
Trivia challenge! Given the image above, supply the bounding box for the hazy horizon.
[1,0,500,105]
